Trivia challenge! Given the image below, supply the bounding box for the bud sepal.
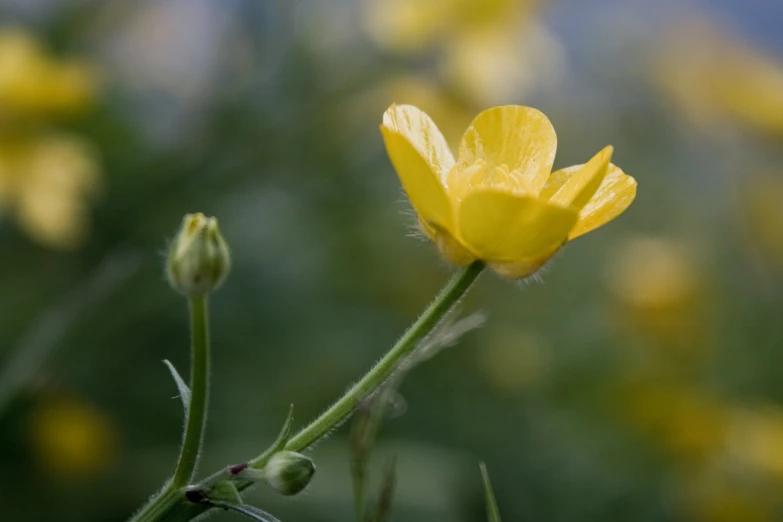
[238,451,315,496]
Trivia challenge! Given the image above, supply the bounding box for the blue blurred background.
[1,0,783,521]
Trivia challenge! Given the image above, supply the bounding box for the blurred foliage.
[0,1,782,521]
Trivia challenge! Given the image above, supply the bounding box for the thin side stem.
[173,295,211,487]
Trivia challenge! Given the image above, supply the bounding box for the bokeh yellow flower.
[363,0,562,105]
[439,17,563,106]
[0,28,100,249]
[381,104,637,277]
[0,134,100,249]
[363,0,538,55]
[619,382,729,466]
[740,173,783,269]
[684,473,771,522]
[606,236,705,356]
[29,394,119,480]
[655,19,783,136]
[729,407,783,480]
[478,328,550,393]
[0,29,97,119]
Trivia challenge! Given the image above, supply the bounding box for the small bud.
[264,451,315,496]
[167,213,231,296]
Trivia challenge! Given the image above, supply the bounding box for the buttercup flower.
[606,236,706,355]
[381,104,637,277]
[0,134,99,249]
[363,0,562,106]
[655,19,783,136]
[0,28,100,249]
[30,394,119,480]
[730,408,783,479]
[0,29,97,119]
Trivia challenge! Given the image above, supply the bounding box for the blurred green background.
[1,0,783,521]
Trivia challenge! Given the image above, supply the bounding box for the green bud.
[167,213,231,296]
[264,451,315,496]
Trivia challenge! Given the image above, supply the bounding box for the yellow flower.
[362,0,561,105]
[729,407,783,479]
[440,20,564,105]
[0,29,100,249]
[655,19,783,136]
[478,328,550,393]
[380,104,637,277]
[0,28,97,118]
[29,394,119,480]
[606,236,706,356]
[740,173,783,268]
[363,0,536,54]
[0,134,100,249]
[619,381,729,466]
[684,472,771,522]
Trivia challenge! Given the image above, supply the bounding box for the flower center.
[447,159,534,200]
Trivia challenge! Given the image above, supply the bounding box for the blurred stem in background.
[0,250,140,416]
[131,260,484,522]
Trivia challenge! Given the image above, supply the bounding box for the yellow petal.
[568,164,637,240]
[418,218,477,266]
[455,106,557,195]
[548,146,613,210]
[456,189,578,270]
[381,104,456,232]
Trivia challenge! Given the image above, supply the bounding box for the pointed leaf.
[250,404,295,467]
[208,480,243,505]
[211,501,283,522]
[480,462,501,522]
[276,404,295,446]
[163,359,191,411]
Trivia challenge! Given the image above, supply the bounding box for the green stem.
[173,295,211,487]
[129,487,182,522]
[285,261,484,452]
[128,262,483,522]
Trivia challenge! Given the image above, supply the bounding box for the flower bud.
[167,213,231,296]
[264,451,315,496]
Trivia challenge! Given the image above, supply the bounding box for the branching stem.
[128,263,484,522]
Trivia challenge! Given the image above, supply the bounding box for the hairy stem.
[128,262,483,522]
[285,261,484,451]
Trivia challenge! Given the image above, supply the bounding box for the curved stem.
[173,295,211,487]
[285,261,484,452]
